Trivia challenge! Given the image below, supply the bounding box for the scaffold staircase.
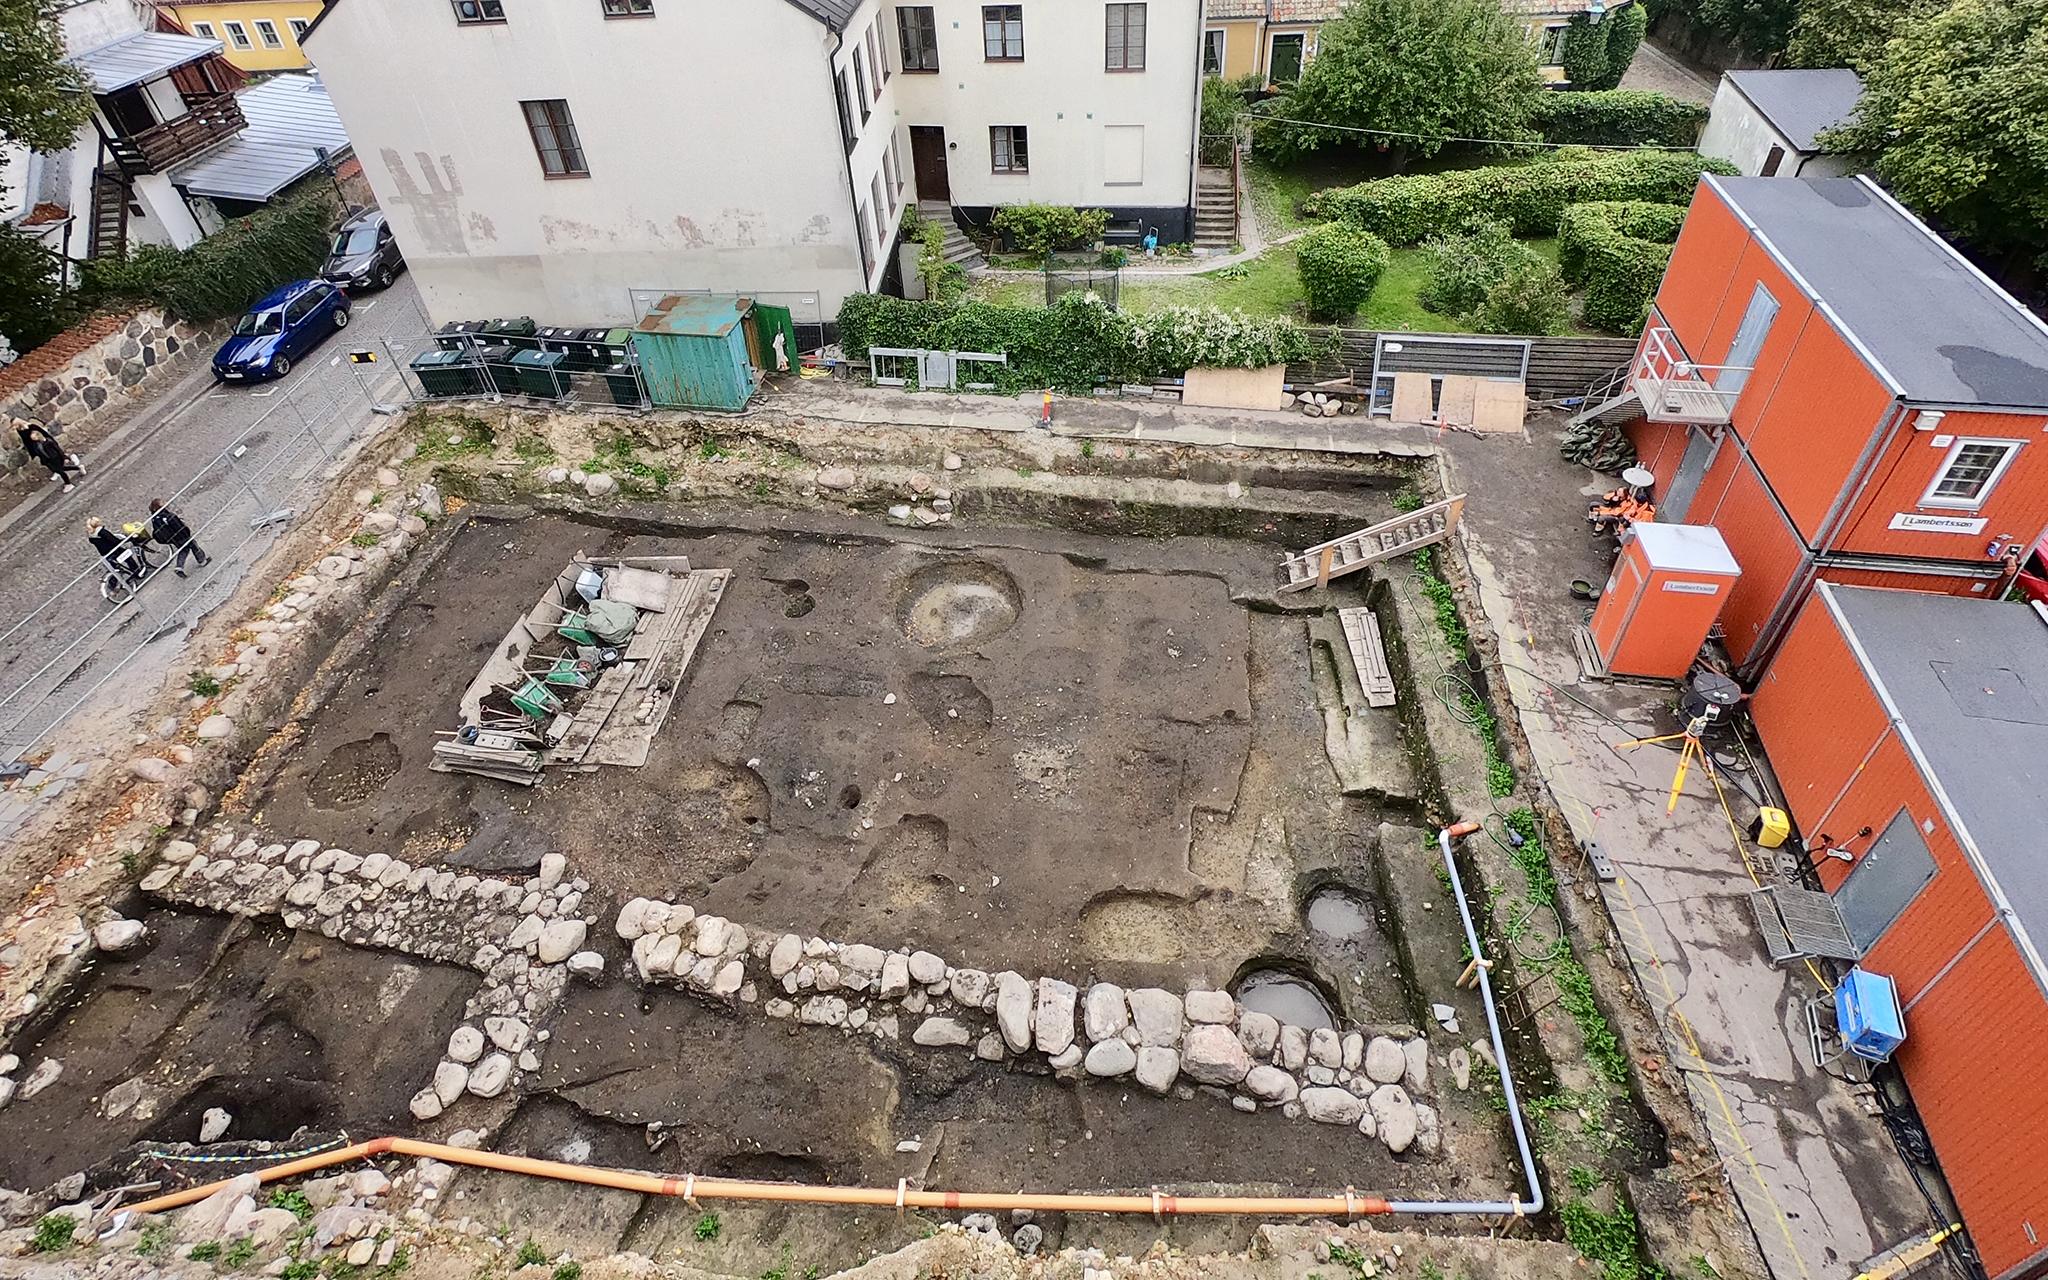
[1278,495,1466,594]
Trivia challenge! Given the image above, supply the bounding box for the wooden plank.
[587,570,730,768]
[1437,375,1479,427]
[549,664,637,764]
[1338,607,1397,707]
[1471,380,1527,434]
[1389,371,1435,424]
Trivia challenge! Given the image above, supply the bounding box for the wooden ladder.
[1278,495,1466,594]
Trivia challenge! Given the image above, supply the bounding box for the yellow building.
[1203,0,1340,86]
[157,0,326,71]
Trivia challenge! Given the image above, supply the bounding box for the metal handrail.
[1632,326,1749,416]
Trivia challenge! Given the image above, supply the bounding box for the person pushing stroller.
[147,499,209,576]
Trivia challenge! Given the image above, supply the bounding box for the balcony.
[1632,325,1749,425]
[105,93,247,176]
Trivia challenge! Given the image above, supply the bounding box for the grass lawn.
[965,236,1603,336]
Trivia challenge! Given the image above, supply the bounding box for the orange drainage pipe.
[124,1137,1394,1220]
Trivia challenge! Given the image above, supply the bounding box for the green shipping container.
[631,294,758,411]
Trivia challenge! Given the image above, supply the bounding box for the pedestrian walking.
[147,498,210,576]
[17,425,83,491]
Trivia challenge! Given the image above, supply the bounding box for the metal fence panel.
[1046,269,1120,309]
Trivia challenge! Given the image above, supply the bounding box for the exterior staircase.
[1194,166,1238,251]
[918,201,985,272]
[89,169,130,260]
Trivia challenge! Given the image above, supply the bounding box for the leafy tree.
[1826,0,2048,269]
[1649,0,1797,58]
[1561,14,1615,89]
[1200,73,1258,164]
[0,223,77,351]
[1603,2,1649,84]
[1785,0,1941,69]
[1295,223,1392,320]
[1419,218,1545,316]
[1253,0,1544,164]
[0,0,93,153]
[1474,259,1571,335]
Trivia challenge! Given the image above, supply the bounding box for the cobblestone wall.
[1,310,221,473]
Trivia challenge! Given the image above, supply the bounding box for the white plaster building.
[1698,68,1864,179]
[5,0,354,268]
[301,0,1201,327]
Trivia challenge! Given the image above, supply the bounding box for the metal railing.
[1631,325,1749,424]
[0,358,404,763]
[378,333,651,412]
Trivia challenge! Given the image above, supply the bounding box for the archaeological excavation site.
[0,401,1705,1280]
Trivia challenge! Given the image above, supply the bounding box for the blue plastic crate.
[1836,967,1906,1062]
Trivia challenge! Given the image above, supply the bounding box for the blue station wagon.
[213,280,351,383]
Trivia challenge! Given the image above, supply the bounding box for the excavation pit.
[22,453,1561,1215]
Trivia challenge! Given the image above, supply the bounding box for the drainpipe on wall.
[1185,0,1206,243]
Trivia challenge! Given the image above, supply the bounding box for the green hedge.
[837,292,1321,392]
[1301,150,1734,246]
[1295,224,1392,321]
[81,186,338,322]
[1527,90,1710,147]
[1556,200,1687,333]
[989,205,1110,258]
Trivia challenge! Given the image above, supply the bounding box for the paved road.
[0,275,429,763]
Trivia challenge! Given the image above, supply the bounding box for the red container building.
[1750,583,2048,1280]
[1600,175,2048,678]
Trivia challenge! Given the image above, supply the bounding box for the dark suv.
[322,210,405,291]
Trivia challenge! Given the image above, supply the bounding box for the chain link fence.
[0,354,408,762]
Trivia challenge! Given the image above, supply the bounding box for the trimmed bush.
[1301,150,1734,246]
[1527,89,1709,147]
[837,291,1321,392]
[1604,1,1649,82]
[81,185,337,322]
[1474,259,1572,335]
[1556,200,1686,333]
[1295,224,1393,321]
[989,205,1111,259]
[1418,220,1540,317]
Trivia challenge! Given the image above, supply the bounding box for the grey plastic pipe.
[1383,822,1546,1218]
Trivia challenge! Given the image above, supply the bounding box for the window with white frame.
[867,21,886,88]
[889,130,905,195]
[873,173,888,233]
[1923,438,2023,510]
[191,20,216,38]
[881,144,898,205]
[1202,28,1223,74]
[983,5,1022,60]
[852,48,870,122]
[223,20,252,48]
[288,17,309,38]
[254,19,283,47]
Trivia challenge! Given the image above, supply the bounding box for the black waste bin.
[483,316,540,352]
[435,319,487,351]
[474,343,519,395]
[600,362,643,407]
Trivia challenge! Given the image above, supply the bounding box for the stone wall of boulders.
[616,897,1472,1158]
[143,831,603,1123]
[1,310,221,473]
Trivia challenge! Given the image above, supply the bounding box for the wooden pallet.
[1280,495,1466,593]
[1336,607,1397,707]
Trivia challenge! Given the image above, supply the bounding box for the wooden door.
[909,126,950,203]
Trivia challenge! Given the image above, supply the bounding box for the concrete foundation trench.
[0,416,1676,1271]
